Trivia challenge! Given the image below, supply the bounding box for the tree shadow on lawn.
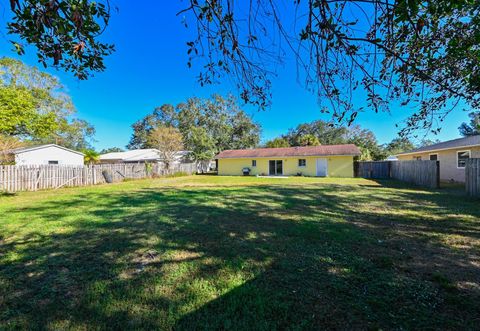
[1,182,479,329]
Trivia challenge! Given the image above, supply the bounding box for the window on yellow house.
[252,160,257,167]
[298,159,306,167]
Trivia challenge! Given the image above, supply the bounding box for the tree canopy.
[5,1,480,134]
[99,147,124,154]
[0,57,95,150]
[148,127,184,168]
[128,95,261,161]
[265,138,290,148]
[82,149,100,165]
[264,119,410,160]
[383,137,416,156]
[0,135,24,164]
[459,111,480,136]
[298,134,321,147]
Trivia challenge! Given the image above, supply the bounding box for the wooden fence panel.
[390,160,439,189]
[355,161,390,179]
[0,162,197,193]
[355,160,439,189]
[466,158,480,197]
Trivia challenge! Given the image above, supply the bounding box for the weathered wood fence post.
[466,158,480,197]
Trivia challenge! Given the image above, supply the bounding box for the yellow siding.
[217,156,354,177]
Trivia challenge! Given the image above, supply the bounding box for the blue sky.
[0,1,471,150]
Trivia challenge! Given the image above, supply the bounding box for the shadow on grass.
[1,181,479,329]
[0,191,16,197]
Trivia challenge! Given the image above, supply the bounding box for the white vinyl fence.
[0,162,197,193]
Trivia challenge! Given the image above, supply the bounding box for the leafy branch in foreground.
[180,0,480,136]
[7,0,114,79]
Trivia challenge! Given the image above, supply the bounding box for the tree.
[0,58,95,148]
[127,104,177,150]
[83,149,100,165]
[128,95,261,156]
[265,138,290,148]
[284,121,348,146]
[0,85,57,138]
[345,125,387,161]
[100,147,124,154]
[459,112,480,136]
[266,120,386,160]
[298,134,321,147]
[0,135,24,165]
[384,138,415,156]
[34,119,96,150]
[148,127,184,169]
[175,95,260,152]
[187,127,217,173]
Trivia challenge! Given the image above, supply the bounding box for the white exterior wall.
[15,146,84,166]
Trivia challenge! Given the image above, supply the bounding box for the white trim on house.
[397,144,480,156]
[456,150,471,169]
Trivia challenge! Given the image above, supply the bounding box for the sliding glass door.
[269,160,283,175]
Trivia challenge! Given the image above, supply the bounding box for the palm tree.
[82,149,100,165]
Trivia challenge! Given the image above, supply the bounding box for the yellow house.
[216,145,360,177]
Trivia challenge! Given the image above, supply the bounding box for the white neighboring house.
[385,155,398,161]
[99,149,191,165]
[9,144,84,166]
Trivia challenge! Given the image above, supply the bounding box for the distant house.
[100,149,190,165]
[396,135,480,182]
[215,145,360,177]
[8,144,84,166]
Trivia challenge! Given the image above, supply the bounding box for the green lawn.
[1,176,479,330]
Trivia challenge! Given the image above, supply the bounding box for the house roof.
[100,149,190,162]
[8,144,84,156]
[397,135,480,156]
[100,149,161,162]
[215,144,361,159]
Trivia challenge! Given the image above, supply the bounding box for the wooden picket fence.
[465,158,480,197]
[0,162,197,193]
[355,160,440,189]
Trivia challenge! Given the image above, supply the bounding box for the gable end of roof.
[9,144,84,156]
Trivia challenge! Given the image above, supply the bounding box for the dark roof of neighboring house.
[215,144,361,159]
[397,135,480,155]
[7,144,84,156]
